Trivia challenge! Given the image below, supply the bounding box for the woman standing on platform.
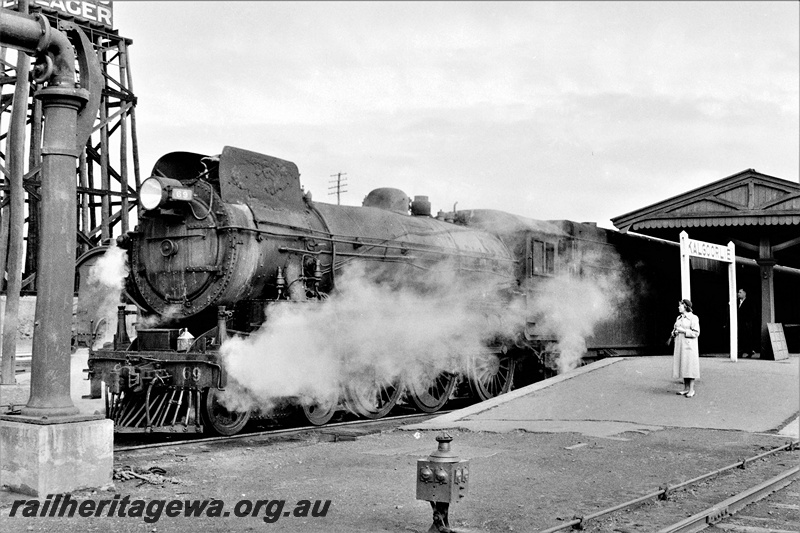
[672,299,700,398]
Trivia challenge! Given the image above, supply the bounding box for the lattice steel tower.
[0,0,139,293]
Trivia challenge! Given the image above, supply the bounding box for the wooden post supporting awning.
[611,169,800,358]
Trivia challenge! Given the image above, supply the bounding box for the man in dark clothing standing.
[737,288,757,358]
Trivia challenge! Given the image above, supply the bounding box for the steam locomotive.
[87,146,677,435]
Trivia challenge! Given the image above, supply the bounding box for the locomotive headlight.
[139,176,194,211]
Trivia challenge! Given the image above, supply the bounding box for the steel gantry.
[0,1,139,294]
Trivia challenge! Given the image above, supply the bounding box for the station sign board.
[685,237,734,263]
[679,231,738,361]
[2,0,113,30]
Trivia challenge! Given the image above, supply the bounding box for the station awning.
[611,169,800,233]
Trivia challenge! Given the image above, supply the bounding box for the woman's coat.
[673,312,700,379]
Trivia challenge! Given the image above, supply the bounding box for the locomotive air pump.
[416,432,470,533]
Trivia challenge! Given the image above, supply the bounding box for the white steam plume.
[526,250,632,374]
[220,262,524,414]
[219,241,635,412]
[83,245,182,342]
[135,305,182,330]
[86,244,129,348]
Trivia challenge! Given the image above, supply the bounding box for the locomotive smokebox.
[416,432,469,532]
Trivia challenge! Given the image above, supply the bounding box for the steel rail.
[536,440,799,533]
[656,465,799,533]
[114,409,450,453]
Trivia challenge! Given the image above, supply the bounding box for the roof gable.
[612,170,800,232]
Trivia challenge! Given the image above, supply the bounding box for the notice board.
[767,323,789,361]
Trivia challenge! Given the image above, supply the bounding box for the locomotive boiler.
[87,146,525,435]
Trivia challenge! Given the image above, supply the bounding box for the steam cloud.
[219,262,525,414]
[525,250,632,374]
[220,247,633,415]
[83,244,182,344]
[86,244,129,348]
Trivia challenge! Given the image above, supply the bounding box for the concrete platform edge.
[405,357,625,430]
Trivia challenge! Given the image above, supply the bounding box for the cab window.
[530,239,555,276]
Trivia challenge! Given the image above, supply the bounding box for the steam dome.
[362,188,410,214]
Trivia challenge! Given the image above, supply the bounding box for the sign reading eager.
[2,0,113,30]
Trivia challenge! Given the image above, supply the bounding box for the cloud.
[115,2,798,232]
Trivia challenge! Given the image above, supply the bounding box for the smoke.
[135,305,183,330]
[220,261,524,414]
[86,244,129,348]
[460,212,634,374]
[457,209,567,239]
[219,224,636,415]
[82,244,184,344]
[526,249,632,374]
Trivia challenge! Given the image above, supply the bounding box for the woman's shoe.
[677,390,689,395]
[685,390,695,398]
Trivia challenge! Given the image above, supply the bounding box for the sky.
[113,1,799,229]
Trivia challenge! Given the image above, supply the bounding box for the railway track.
[536,440,799,533]
[656,467,798,533]
[701,475,799,533]
[114,408,448,452]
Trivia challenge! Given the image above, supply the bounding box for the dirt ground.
[1,422,797,532]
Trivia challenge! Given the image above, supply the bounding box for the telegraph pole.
[328,172,348,205]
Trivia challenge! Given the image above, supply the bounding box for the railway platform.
[406,355,800,440]
[0,353,797,533]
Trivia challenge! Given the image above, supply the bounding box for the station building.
[612,169,800,358]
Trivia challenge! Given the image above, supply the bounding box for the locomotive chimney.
[411,196,432,217]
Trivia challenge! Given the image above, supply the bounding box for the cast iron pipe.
[0,9,50,56]
[0,1,31,385]
[0,8,90,416]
